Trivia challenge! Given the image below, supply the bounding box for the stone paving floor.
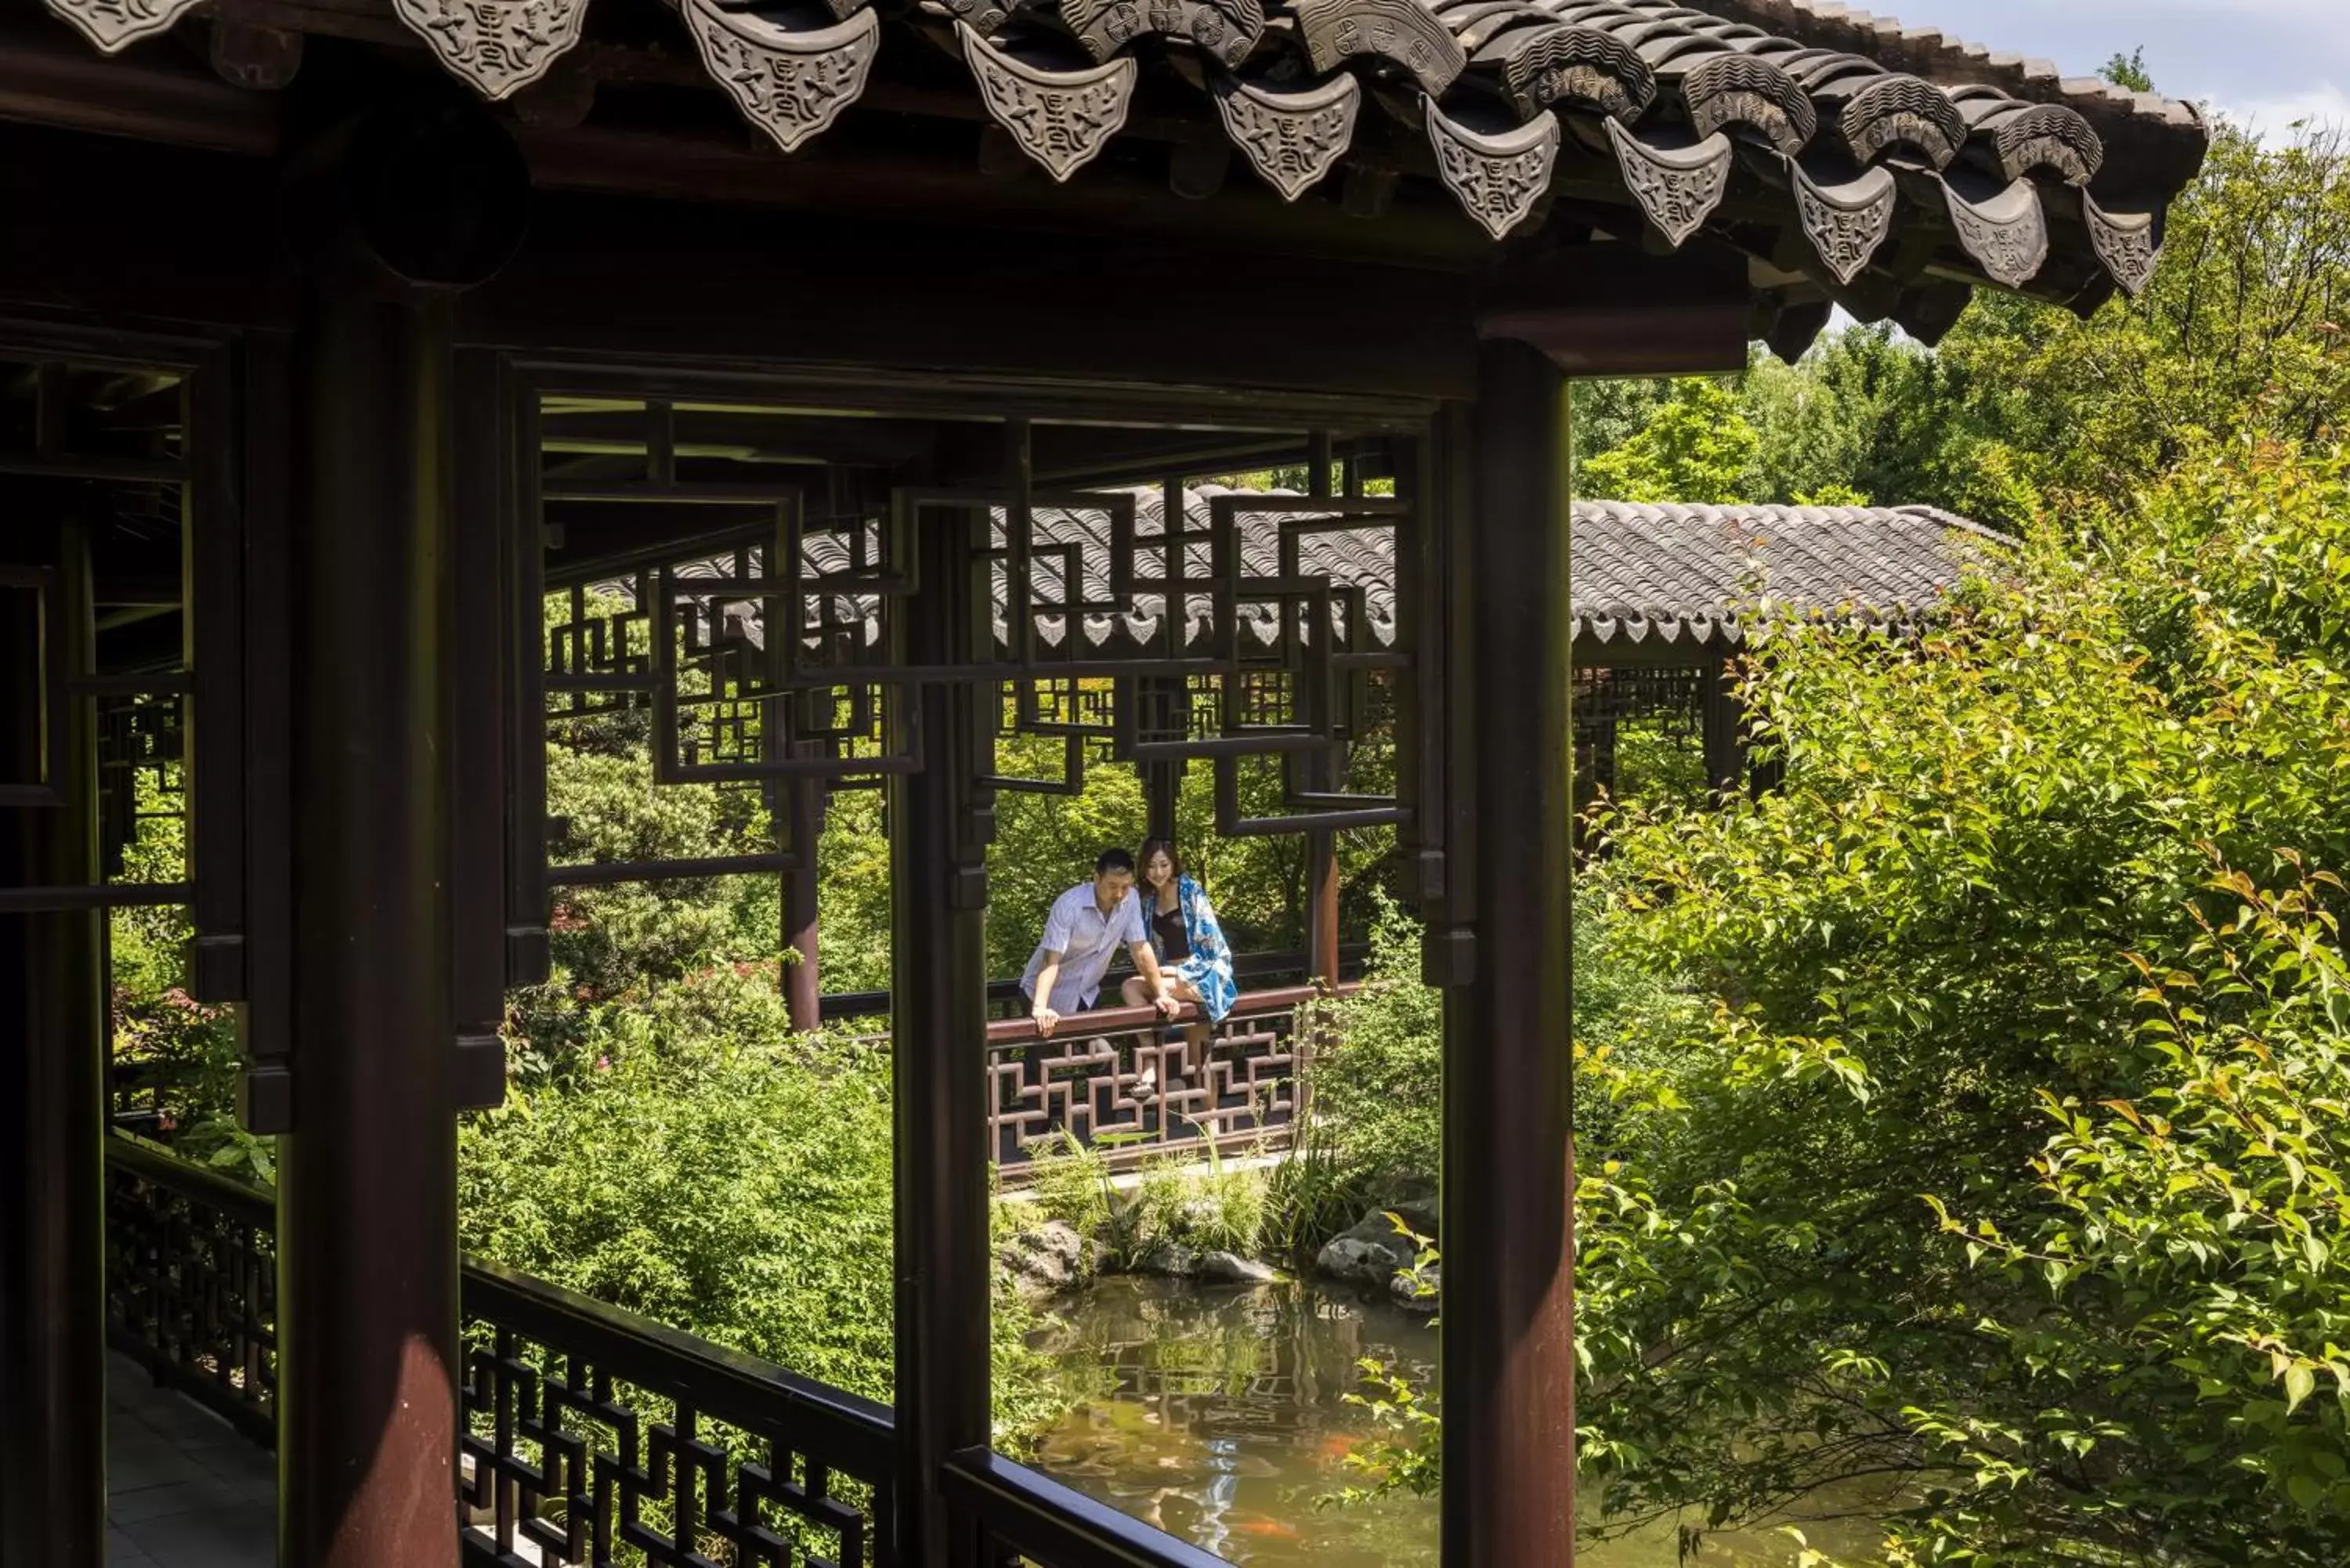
[107,1353,274,1568]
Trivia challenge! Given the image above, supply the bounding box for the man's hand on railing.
[1152,988,1182,1021]
[1032,1003,1061,1038]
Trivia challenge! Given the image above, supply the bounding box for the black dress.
[1151,899,1189,961]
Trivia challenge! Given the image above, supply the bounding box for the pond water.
[1029,1276,1889,1568]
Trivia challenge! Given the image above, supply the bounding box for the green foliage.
[107,768,273,1183]
[1565,444,2350,1565]
[1022,1131,1272,1267]
[1571,118,2348,530]
[462,976,897,1396]
[1578,378,1759,504]
[1024,1129,1118,1242]
[2102,47,2153,93]
[1308,892,1444,1190]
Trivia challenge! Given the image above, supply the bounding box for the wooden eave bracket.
[682,0,880,155]
[957,21,1138,182]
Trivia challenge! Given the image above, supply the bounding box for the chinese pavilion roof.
[736,487,2006,652]
[37,0,2205,353]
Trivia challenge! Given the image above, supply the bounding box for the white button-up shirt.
[1020,881,1147,1013]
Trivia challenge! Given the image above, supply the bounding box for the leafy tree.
[1569,443,2350,1565]
[2102,48,2154,94]
[1578,378,1759,504]
[1932,121,2350,512]
[1572,378,1673,470]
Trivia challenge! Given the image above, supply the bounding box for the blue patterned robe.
[1165,874,1237,1023]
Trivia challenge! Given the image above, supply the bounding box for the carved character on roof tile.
[1292,0,1464,98]
[44,0,204,54]
[1987,104,2102,186]
[1213,72,1358,201]
[959,22,1138,182]
[392,0,588,100]
[2084,194,2160,298]
[1940,177,2048,289]
[1792,161,1895,285]
[1425,105,1557,241]
[1604,119,1733,250]
[683,1,879,155]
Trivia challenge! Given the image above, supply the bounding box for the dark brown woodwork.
[1143,758,1180,846]
[1444,338,1577,1568]
[1477,240,1752,377]
[210,20,306,91]
[0,19,282,154]
[277,276,465,1568]
[1304,439,1344,985]
[273,89,530,1563]
[0,522,108,1568]
[465,193,1481,403]
[785,778,825,1033]
[891,504,992,1568]
[1701,652,1745,804]
[0,124,287,331]
[236,330,298,1133]
[450,349,515,1111]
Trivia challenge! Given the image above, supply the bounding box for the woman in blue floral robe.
[1120,836,1237,1036]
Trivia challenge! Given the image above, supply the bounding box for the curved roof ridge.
[1676,0,2204,129]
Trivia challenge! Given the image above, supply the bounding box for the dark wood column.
[784,779,824,1031]
[273,96,528,1568]
[1306,834,1340,982]
[277,278,464,1568]
[1442,338,1577,1568]
[1303,441,1343,985]
[891,509,991,1568]
[1701,652,1744,804]
[1143,758,1180,847]
[0,524,107,1568]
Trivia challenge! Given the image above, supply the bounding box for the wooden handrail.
[983,982,1338,1048]
[462,1253,895,1476]
[942,1447,1235,1568]
[108,1129,274,1227]
[817,945,1368,1024]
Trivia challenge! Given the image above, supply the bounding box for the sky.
[1890,0,2347,133]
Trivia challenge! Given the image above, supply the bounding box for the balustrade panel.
[987,988,1329,1171]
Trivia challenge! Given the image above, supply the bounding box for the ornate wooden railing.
[104,1134,1226,1568]
[105,1132,277,1446]
[985,985,1343,1172]
[107,1135,895,1566]
[458,1258,895,1568]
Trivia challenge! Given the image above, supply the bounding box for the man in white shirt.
[1021,847,1184,1036]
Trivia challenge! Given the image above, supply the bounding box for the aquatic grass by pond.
[1030,1275,1894,1568]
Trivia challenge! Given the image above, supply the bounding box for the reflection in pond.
[1031,1276,1889,1567]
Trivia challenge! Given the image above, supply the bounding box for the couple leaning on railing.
[1018,838,1236,1048]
